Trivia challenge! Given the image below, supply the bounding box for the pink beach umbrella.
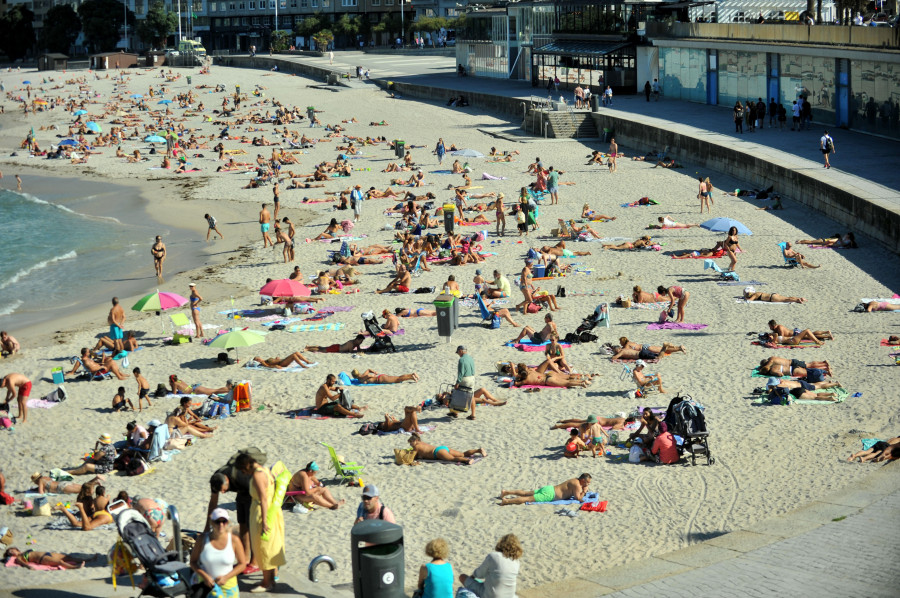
[131,290,190,332]
[259,279,311,298]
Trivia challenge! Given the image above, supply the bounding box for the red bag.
[526,303,540,314]
[0,492,15,505]
[580,500,608,512]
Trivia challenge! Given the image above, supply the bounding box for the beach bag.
[340,240,352,258]
[556,286,566,297]
[393,448,417,466]
[32,496,51,516]
[526,248,539,261]
[358,423,378,436]
[154,384,168,398]
[489,314,501,329]
[338,388,353,410]
[126,458,150,477]
[0,527,13,545]
[658,310,669,324]
[341,220,354,233]
[217,352,231,365]
[526,303,541,314]
[42,386,67,403]
[629,445,643,463]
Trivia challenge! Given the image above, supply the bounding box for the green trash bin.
[434,293,458,339]
[394,140,405,159]
[442,203,455,234]
[603,127,614,142]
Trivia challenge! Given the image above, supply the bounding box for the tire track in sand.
[683,466,708,542]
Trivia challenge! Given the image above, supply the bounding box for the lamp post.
[123,0,127,51]
[400,0,404,47]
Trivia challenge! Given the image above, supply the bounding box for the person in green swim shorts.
[500,473,591,505]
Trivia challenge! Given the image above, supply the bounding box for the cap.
[362,484,379,498]
[189,283,196,287]
[744,286,755,294]
[309,462,320,472]
[210,508,230,522]
[766,377,780,388]
[475,269,482,275]
[634,359,646,368]
[99,433,112,444]
[586,415,597,424]
[147,419,162,428]
[456,345,466,352]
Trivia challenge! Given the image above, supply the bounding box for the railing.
[645,21,900,49]
[565,103,578,139]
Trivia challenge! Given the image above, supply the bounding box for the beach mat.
[377,424,436,436]
[752,387,850,405]
[289,406,332,420]
[880,339,900,346]
[751,341,820,349]
[718,280,766,286]
[628,301,668,311]
[646,323,708,331]
[526,491,599,506]
[287,323,345,332]
[244,362,318,371]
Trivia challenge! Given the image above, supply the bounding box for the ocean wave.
[8,191,122,224]
[0,250,77,291]
[0,299,23,317]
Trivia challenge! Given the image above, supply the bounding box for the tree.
[271,30,290,52]
[294,13,323,39]
[137,1,178,48]
[312,29,334,51]
[373,14,402,41]
[39,5,82,54]
[79,0,134,52]
[0,5,35,61]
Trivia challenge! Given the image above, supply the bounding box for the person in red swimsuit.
[1,373,31,424]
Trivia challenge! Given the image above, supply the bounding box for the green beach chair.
[319,441,364,483]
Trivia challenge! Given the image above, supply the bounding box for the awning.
[533,40,631,56]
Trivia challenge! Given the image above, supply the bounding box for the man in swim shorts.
[259,203,273,248]
[314,374,365,418]
[500,473,591,505]
[1,373,31,424]
[107,297,126,354]
[375,265,412,294]
[306,334,366,354]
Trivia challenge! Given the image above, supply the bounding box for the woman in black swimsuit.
[4,547,87,569]
[723,226,742,271]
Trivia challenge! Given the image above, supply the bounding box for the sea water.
[0,177,186,332]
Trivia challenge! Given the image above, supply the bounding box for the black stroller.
[113,502,192,597]
[664,393,714,466]
[564,303,609,344]
[362,313,397,353]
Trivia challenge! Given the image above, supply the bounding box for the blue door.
[708,71,717,105]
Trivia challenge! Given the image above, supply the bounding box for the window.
[241,16,248,25]
[290,0,297,6]
[311,0,317,7]
[301,0,307,6]
[210,2,217,11]
[249,1,255,8]
[322,0,330,6]
[238,1,245,8]
[228,2,235,10]
[371,0,379,5]
[269,0,275,7]
[342,0,357,6]
[385,0,394,5]
[222,17,230,25]
[252,16,259,24]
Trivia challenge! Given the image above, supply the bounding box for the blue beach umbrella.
[22,80,31,84]
[58,139,77,146]
[144,135,166,143]
[700,217,752,236]
[450,149,484,158]
[131,94,143,99]
[73,109,88,116]
[85,121,101,133]
[157,99,172,105]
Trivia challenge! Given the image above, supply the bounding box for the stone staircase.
[522,109,598,139]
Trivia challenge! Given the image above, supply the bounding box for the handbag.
[393,448,417,466]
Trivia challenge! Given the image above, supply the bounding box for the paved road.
[282,50,900,194]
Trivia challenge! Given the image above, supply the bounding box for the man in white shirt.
[820,130,835,169]
[791,101,801,131]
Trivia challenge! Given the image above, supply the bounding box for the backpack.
[526,248,539,261]
[127,457,150,476]
[488,314,501,329]
[153,384,168,398]
[358,423,378,436]
[825,137,834,153]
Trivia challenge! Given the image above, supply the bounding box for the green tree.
[137,1,178,48]
[270,30,290,52]
[0,5,36,61]
[312,29,334,51]
[79,0,134,52]
[373,14,402,42]
[39,5,82,54]
[294,13,323,39]
[414,16,448,34]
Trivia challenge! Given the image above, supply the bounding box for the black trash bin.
[590,94,599,112]
[434,293,458,339]
[442,203,455,234]
[394,140,405,159]
[186,75,192,85]
[351,520,404,598]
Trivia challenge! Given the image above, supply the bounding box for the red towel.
[580,500,608,512]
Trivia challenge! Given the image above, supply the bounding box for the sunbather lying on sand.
[30,472,104,495]
[552,414,634,431]
[743,287,806,304]
[581,204,615,221]
[648,216,699,229]
[306,335,366,354]
[797,232,857,248]
[350,369,419,384]
[434,387,507,414]
[861,301,900,312]
[758,357,832,380]
[847,437,900,462]
[767,320,832,341]
[765,377,841,402]
[395,307,437,317]
[539,241,591,258]
[380,405,424,433]
[632,285,662,304]
[603,236,652,250]
[510,363,596,388]
[762,329,832,345]
[169,376,232,395]
[613,337,686,360]
[250,352,315,368]
[4,547,89,569]
[408,433,486,465]
[93,331,138,352]
[500,474,591,505]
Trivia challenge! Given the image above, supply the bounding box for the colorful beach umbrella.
[207,329,266,362]
[73,109,88,116]
[131,291,189,312]
[144,135,166,143]
[34,99,48,105]
[85,121,101,133]
[700,217,752,236]
[259,279,310,298]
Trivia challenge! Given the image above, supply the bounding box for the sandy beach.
[1,63,898,594]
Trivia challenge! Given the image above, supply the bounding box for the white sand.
[1,65,899,593]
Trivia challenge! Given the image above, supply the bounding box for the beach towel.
[318,306,354,313]
[337,372,393,387]
[481,173,507,180]
[289,406,332,420]
[861,297,900,304]
[612,358,660,364]
[506,339,571,349]
[880,339,900,346]
[752,387,850,405]
[45,514,116,531]
[377,424,436,436]
[244,362,318,371]
[751,340,820,349]
[861,438,883,450]
[718,280,765,287]
[433,456,485,466]
[26,399,61,409]
[287,323,345,332]
[260,317,305,327]
[4,556,66,571]
[646,323,708,331]
[628,301,669,311]
[526,491,599,506]
[431,170,455,174]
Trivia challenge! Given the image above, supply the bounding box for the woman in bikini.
[395,307,437,318]
[743,287,806,304]
[286,462,344,509]
[582,204,616,221]
[652,216,698,229]
[55,485,113,531]
[350,369,419,384]
[380,405,423,433]
[863,301,900,312]
[764,329,833,346]
[4,547,88,569]
[168,375,232,396]
[658,285,690,323]
[542,334,572,374]
[603,236,652,250]
[30,472,103,495]
[798,232,857,248]
[721,226,742,271]
[494,194,506,236]
[313,218,342,241]
[632,285,661,304]
[250,352,315,369]
[188,283,203,338]
[512,364,594,388]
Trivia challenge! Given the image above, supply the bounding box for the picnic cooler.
[533,264,546,277]
[51,367,65,385]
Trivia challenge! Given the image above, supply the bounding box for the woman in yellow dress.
[236,454,286,593]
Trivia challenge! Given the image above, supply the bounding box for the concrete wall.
[589,111,900,253]
[647,22,900,49]
[216,55,333,82]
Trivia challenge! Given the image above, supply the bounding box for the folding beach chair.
[169,312,193,344]
[319,442,364,483]
[619,364,660,400]
[778,242,800,268]
[70,357,112,381]
[703,259,739,281]
[557,219,572,239]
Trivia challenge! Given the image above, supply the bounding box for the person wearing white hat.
[190,507,247,596]
[66,433,117,476]
[354,484,396,524]
[632,361,666,393]
[351,184,364,222]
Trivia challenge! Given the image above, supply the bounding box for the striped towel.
[287,323,346,332]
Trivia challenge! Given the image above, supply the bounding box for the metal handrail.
[167,504,183,562]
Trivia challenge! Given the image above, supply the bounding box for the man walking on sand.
[500,473,591,505]
[820,130,835,169]
[351,184,364,223]
[108,297,126,354]
[609,138,618,172]
[259,203,273,247]
[1,373,32,424]
[547,166,560,205]
[151,235,166,281]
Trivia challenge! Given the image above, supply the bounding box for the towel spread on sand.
[861,297,900,304]
[752,341,820,349]
[377,424,436,436]
[736,299,793,305]
[5,558,66,571]
[290,407,332,419]
[612,357,660,364]
[26,399,61,409]
[338,372,398,387]
[244,362,318,371]
[287,323,346,332]
[752,387,850,405]
[433,456,485,466]
[46,515,116,531]
[718,280,766,286]
[646,323,708,331]
[880,339,900,346]
[526,491,599,506]
[318,306,355,313]
[506,339,571,351]
[628,301,669,311]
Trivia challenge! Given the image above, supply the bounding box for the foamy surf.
[0,299,23,317]
[14,191,122,224]
[0,250,77,291]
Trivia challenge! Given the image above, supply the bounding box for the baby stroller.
[564,303,609,344]
[664,393,714,466]
[362,313,397,353]
[113,503,192,597]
